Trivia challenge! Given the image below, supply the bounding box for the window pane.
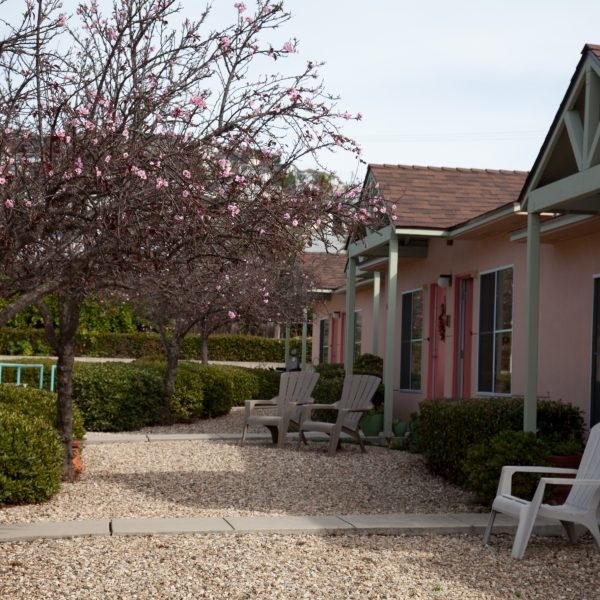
[412,290,423,338]
[496,268,513,330]
[478,332,494,391]
[494,331,512,393]
[411,340,422,390]
[479,273,495,334]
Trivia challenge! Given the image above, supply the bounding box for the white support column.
[524,211,541,433]
[301,307,308,369]
[344,256,357,376]
[383,235,399,438]
[372,271,381,354]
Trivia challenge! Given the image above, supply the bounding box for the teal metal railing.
[0,363,57,391]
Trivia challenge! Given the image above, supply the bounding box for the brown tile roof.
[367,164,528,230]
[301,252,347,291]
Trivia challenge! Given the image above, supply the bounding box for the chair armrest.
[244,399,278,418]
[299,402,340,422]
[498,465,578,496]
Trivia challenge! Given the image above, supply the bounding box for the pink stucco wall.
[311,229,600,425]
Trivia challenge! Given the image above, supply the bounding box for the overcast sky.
[6,0,600,182]
[203,0,600,181]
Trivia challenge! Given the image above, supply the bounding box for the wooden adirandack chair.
[296,374,381,455]
[483,422,600,558]
[239,371,320,448]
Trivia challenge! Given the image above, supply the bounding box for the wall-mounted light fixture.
[437,274,452,289]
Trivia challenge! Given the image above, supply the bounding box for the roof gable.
[521,44,600,214]
[366,164,527,230]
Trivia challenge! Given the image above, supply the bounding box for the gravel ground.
[1,408,599,599]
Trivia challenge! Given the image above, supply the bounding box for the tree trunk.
[162,340,181,424]
[55,292,83,481]
[200,324,209,364]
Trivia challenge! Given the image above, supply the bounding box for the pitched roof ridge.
[370,163,528,175]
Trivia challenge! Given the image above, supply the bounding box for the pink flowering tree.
[0,0,380,478]
[130,252,313,420]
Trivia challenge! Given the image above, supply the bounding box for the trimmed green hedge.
[69,361,284,431]
[0,408,63,505]
[462,430,552,505]
[0,328,310,362]
[0,385,86,439]
[416,397,585,485]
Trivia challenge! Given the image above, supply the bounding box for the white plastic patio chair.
[483,422,600,559]
[239,371,320,448]
[296,374,381,455]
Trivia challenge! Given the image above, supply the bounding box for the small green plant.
[0,408,63,505]
[462,430,551,505]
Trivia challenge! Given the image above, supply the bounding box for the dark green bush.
[462,431,552,505]
[0,328,310,362]
[72,362,164,431]
[0,385,86,439]
[0,408,63,505]
[417,397,584,485]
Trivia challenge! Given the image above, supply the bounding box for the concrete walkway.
[0,432,563,543]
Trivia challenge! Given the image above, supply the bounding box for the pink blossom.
[56,129,66,139]
[342,111,352,120]
[25,200,31,208]
[234,2,246,12]
[4,199,14,209]
[190,95,206,109]
[182,190,190,198]
[228,310,237,319]
[220,36,232,49]
[56,13,67,26]
[218,158,232,177]
[0,177,5,185]
[227,203,240,217]
[182,169,191,178]
[104,155,111,163]
[122,128,129,139]
[282,41,296,53]
[155,177,169,189]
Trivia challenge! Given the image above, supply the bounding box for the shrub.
[462,431,551,505]
[72,362,164,431]
[0,385,86,440]
[0,408,63,505]
[191,365,238,418]
[417,397,584,485]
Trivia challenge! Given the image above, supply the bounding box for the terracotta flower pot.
[72,439,85,475]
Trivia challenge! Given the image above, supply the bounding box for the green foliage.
[251,368,281,400]
[71,362,164,432]
[0,328,310,362]
[192,365,237,418]
[315,362,345,379]
[0,385,86,439]
[536,400,585,452]
[0,296,142,334]
[462,431,551,505]
[416,397,584,485]
[353,353,383,377]
[0,408,63,505]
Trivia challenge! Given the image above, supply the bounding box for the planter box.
[360,413,383,437]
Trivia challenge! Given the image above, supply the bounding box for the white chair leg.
[483,510,497,545]
[560,520,580,544]
[511,506,538,559]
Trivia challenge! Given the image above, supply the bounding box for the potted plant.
[392,419,408,437]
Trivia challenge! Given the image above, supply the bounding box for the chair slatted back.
[338,374,381,429]
[277,371,320,418]
[566,422,600,509]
